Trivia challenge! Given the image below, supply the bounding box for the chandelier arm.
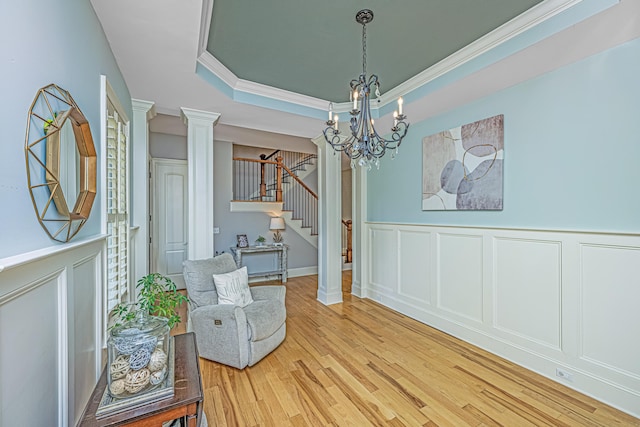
[322,127,348,151]
[368,75,379,93]
[369,121,409,150]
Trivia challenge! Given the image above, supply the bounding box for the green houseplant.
[112,273,189,329]
[255,235,267,246]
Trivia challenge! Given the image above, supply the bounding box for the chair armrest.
[189,304,249,369]
[250,285,286,304]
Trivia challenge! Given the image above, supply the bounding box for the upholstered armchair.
[182,253,286,369]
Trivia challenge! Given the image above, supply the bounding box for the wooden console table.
[78,333,203,427]
[230,244,288,283]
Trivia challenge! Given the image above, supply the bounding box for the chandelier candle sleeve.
[322,9,409,169]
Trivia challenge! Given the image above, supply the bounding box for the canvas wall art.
[422,114,504,211]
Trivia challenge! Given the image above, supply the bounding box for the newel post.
[346,220,352,263]
[275,156,283,202]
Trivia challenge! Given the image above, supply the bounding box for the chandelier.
[323,9,409,169]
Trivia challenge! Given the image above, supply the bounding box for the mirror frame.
[25,84,97,243]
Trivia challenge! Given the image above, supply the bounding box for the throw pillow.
[212,266,253,307]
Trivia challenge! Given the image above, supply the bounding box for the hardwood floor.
[181,273,639,426]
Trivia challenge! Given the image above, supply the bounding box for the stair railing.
[279,161,318,235]
[232,157,281,202]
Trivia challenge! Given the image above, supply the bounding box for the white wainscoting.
[0,236,105,426]
[362,223,640,418]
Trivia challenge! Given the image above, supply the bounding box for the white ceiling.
[90,0,639,139]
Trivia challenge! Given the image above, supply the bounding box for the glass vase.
[107,311,170,399]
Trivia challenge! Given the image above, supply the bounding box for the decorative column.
[350,165,367,297]
[131,99,156,285]
[180,108,220,260]
[311,134,343,305]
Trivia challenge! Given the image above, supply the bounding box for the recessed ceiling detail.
[206,0,543,102]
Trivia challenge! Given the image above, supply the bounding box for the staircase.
[233,150,318,247]
[263,152,317,236]
[231,150,352,258]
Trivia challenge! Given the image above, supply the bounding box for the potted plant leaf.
[112,273,189,329]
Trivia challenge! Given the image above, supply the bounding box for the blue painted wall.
[367,37,640,233]
[0,0,131,258]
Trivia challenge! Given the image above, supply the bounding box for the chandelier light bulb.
[398,97,404,115]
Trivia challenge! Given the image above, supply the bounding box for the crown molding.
[198,0,215,57]
[197,50,239,88]
[197,0,604,118]
[234,78,329,111]
[383,0,590,102]
[197,50,330,111]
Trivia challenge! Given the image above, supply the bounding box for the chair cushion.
[183,254,238,308]
[213,267,254,308]
[243,297,286,341]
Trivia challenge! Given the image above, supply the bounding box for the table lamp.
[269,217,285,246]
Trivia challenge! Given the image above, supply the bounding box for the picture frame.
[422,114,504,211]
[236,234,249,248]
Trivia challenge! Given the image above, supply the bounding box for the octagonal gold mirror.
[25,84,97,243]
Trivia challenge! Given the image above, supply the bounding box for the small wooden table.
[230,244,288,283]
[78,333,203,427]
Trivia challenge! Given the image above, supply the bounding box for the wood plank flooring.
[180,273,639,426]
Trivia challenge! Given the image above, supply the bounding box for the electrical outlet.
[213,227,220,234]
[556,368,573,382]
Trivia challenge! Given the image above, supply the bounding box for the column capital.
[180,107,221,125]
[311,134,325,147]
[132,99,157,120]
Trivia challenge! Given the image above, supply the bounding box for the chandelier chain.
[362,23,367,76]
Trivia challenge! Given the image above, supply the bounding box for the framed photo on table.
[237,234,249,248]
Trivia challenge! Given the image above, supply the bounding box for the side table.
[78,332,203,427]
[229,244,288,283]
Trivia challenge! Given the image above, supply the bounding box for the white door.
[151,159,188,289]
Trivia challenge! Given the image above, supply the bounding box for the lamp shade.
[269,217,285,230]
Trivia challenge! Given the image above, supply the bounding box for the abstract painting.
[422,114,503,210]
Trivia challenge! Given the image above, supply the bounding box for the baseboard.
[288,264,351,278]
[247,266,319,283]
[288,266,318,278]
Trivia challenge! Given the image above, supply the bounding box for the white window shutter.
[106,105,129,312]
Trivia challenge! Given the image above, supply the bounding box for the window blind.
[106,102,129,312]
